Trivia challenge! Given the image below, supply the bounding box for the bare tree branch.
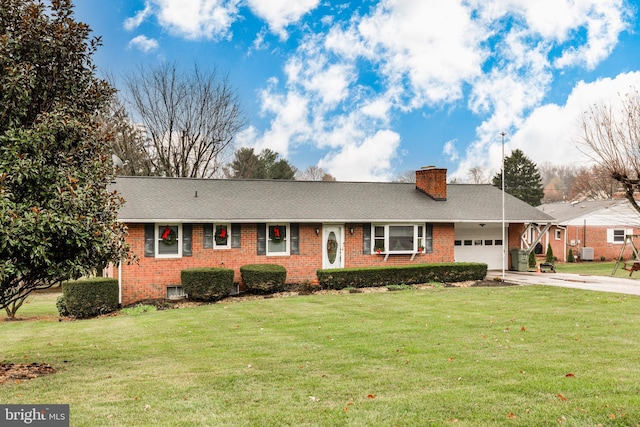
[578,88,640,215]
[125,63,246,178]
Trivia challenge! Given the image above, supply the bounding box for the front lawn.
[2,286,640,426]
[554,261,640,279]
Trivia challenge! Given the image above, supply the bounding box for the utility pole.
[501,131,506,281]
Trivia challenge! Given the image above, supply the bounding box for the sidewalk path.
[487,270,640,296]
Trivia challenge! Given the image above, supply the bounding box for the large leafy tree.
[492,149,544,206]
[0,0,130,317]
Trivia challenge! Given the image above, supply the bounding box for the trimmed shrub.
[317,263,487,290]
[568,249,575,263]
[528,250,536,268]
[240,264,287,294]
[181,268,234,301]
[59,278,119,318]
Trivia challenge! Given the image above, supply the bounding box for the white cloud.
[245,0,321,40]
[128,35,159,53]
[331,0,487,108]
[239,0,631,181]
[452,72,640,181]
[471,0,631,70]
[146,0,240,40]
[124,1,153,31]
[247,83,312,158]
[318,130,401,181]
[443,140,459,162]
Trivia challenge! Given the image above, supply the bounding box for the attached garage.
[454,223,505,270]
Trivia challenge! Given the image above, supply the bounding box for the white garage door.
[454,224,506,270]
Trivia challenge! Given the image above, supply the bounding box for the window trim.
[555,229,562,240]
[371,223,427,254]
[213,223,231,249]
[155,223,183,258]
[609,228,627,244]
[266,223,290,256]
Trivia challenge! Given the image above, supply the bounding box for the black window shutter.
[231,224,241,248]
[203,224,213,249]
[257,223,266,255]
[363,223,371,254]
[425,223,433,253]
[183,224,192,256]
[290,223,299,255]
[144,224,155,257]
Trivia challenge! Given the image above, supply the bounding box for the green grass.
[3,287,640,426]
[555,261,640,279]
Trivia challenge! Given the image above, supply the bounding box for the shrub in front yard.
[545,243,555,264]
[240,264,287,294]
[181,268,234,301]
[59,278,119,318]
[317,263,487,290]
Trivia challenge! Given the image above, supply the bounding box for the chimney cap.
[420,165,436,170]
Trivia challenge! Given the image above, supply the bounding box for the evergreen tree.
[492,149,544,206]
[545,243,555,264]
[226,148,296,179]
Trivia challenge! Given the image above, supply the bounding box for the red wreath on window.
[161,225,177,245]
[215,226,228,245]
[270,225,285,242]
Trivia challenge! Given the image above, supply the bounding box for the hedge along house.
[109,167,555,305]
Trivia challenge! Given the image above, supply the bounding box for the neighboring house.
[109,167,554,305]
[538,199,640,262]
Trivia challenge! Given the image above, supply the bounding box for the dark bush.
[59,278,119,318]
[240,264,287,294]
[56,295,69,317]
[181,268,234,301]
[317,263,487,290]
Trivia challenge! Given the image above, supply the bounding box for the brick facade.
[546,224,640,263]
[112,222,457,305]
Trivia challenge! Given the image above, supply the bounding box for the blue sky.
[74,0,640,182]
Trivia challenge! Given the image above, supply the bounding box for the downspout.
[118,261,122,307]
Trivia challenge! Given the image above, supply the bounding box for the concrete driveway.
[487,270,640,296]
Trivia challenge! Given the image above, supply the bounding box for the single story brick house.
[538,199,640,262]
[109,167,555,305]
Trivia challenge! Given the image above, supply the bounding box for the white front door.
[322,225,344,269]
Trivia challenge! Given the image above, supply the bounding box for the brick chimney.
[416,166,447,201]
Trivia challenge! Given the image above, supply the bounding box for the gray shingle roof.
[111,176,555,224]
[539,200,639,226]
[538,200,621,223]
